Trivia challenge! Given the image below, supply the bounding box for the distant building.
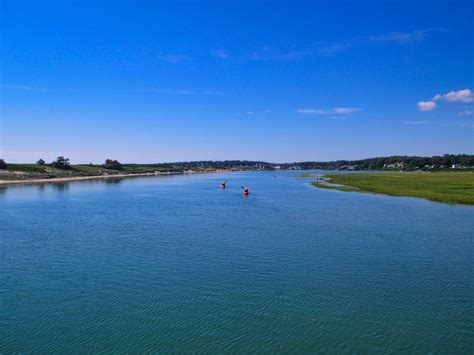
[383,162,408,169]
[338,165,358,170]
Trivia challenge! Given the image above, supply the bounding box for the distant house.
[338,165,358,170]
[451,164,462,169]
[384,162,408,169]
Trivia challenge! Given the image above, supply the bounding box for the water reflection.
[0,176,131,199]
[103,177,124,184]
[50,182,70,192]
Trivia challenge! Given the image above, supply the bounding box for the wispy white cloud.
[1,84,47,92]
[329,116,350,120]
[201,90,223,95]
[157,54,186,63]
[404,120,431,125]
[367,30,430,43]
[249,46,306,61]
[297,109,325,114]
[210,50,229,59]
[297,107,360,115]
[332,107,359,114]
[239,29,439,60]
[417,101,436,112]
[443,120,474,128]
[157,89,222,95]
[319,28,441,55]
[459,109,474,116]
[417,89,473,112]
[125,88,222,96]
[404,120,473,128]
[318,43,349,55]
[245,109,272,115]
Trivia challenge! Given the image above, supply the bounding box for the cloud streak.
[215,28,442,62]
[248,46,307,61]
[297,107,360,115]
[1,84,48,92]
[122,88,223,96]
[210,50,229,59]
[156,89,222,95]
[367,30,430,43]
[404,120,431,125]
[319,28,441,55]
[157,54,186,63]
[245,109,272,115]
[459,110,474,116]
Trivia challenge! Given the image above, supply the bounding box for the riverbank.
[309,172,474,205]
[0,172,188,186]
[0,162,231,186]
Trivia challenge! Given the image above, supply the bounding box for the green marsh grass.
[311,172,474,205]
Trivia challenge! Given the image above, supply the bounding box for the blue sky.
[1,0,473,163]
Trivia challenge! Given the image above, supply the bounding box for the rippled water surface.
[1,171,473,352]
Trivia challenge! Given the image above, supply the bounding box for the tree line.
[0,154,473,171]
[290,154,474,170]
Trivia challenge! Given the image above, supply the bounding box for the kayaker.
[220,180,227,188]
[242,186,250,196]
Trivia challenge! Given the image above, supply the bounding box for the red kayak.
[220,184,226,189]
[242,190,249,196]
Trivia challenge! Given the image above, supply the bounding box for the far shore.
[0,171,195,186]
[306,172,474,205]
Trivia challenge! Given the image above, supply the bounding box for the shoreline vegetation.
[0,155,473,193]
[0,171,188,186]
[0,157,223,186]
[305,172,474,205]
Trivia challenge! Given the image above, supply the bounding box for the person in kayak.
[242,186,250,195]
[220,180,227,188]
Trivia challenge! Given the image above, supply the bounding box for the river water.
[1,171,472,352]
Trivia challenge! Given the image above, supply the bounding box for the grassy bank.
[0,163,196,182]
[310,172,474,205]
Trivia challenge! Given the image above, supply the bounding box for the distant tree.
[0,159,6,170]
[459,154,474,167]
[36,158,45,165]
[52,156,71,169]
[104,159,123,170]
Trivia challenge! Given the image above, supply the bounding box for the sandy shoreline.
[0,172,183,186]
